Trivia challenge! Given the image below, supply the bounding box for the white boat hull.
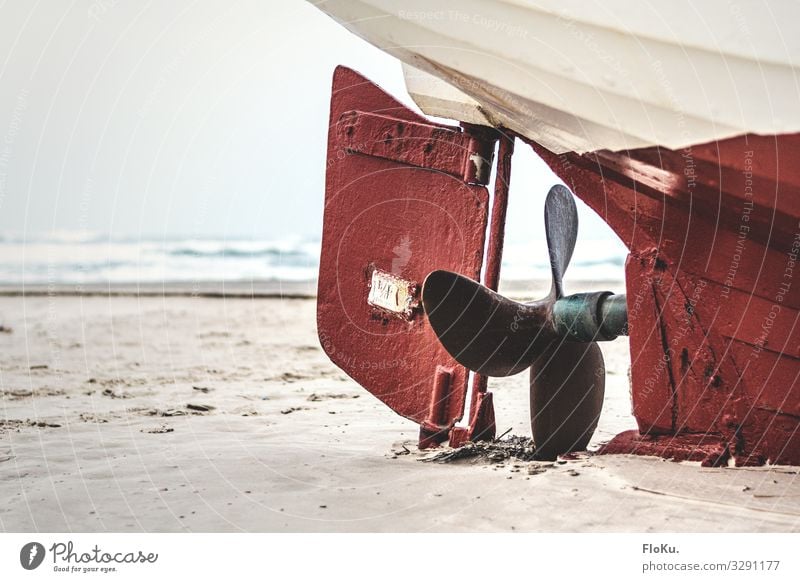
[312,0,800,153]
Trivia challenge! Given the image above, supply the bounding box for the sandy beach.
[1,290,799,532]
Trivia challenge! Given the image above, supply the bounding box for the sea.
[0,231,626,289]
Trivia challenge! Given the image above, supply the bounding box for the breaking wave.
[0,232,625,284]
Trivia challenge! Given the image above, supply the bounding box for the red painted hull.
[527,134,800,465]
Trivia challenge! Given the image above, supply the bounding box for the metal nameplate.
[367,269,418,318]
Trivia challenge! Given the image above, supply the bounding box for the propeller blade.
[544,185,579,299]
[529,341,605,460]
[422,270,552,377]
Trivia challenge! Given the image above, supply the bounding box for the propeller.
[422,185,627,460]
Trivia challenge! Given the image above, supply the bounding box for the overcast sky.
[0,0,618,244]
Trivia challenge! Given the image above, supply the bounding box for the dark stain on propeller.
[422,184,628,460]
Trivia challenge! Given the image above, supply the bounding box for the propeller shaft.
[553,292,628,342]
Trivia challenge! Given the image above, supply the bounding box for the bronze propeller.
[422,185,627,460]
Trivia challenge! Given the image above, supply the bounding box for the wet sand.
[1,292,799,532]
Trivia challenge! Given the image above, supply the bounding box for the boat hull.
[527,133,800,465]
[313,0,800,154]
